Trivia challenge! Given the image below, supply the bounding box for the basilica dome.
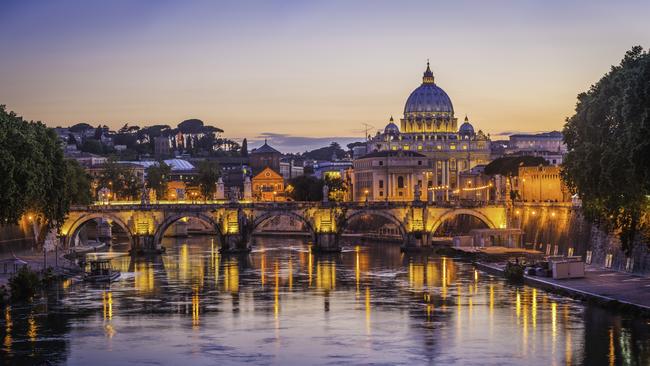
[384,116,400,135]
[403,62,454,115]
[459,116,475,135]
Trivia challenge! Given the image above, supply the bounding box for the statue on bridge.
[414,183,422,202]
[140,182,151,205]
[322,184,329,203]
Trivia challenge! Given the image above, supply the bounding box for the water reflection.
[2,236,650,365]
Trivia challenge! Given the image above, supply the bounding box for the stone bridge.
[60,202,508,254]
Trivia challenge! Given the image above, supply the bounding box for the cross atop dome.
[422,60,434,84]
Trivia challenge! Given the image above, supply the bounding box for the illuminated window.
[391,146,397,150]
[462,145,467,150]
[417,145,423,150]
[403,145,410,150]
[450,145,456,150]
[436,145,442,150]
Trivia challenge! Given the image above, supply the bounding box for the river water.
[2,236,650,365]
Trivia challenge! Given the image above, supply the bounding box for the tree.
[196,160,221,200]
[288,175,323,201]
[97,160,141,200]
[241,138,248,157]
[79,139,105,154]
[65,160,92,205]
[146,161,171,200]
[0,105,70,233]
[325,175,347,202]
[562,46,650,254]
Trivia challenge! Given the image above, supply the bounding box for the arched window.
[398,176,404,188]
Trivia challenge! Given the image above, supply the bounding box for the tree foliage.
[65,159,93,205]
[146,160,171,199]
[287,175,324,201]
[97,160,141,200]
[196,160,221,199]
[0,105,69,230]
[562,46,650,254]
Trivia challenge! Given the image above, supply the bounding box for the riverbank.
[475,261,650,315]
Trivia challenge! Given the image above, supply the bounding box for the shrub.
[9,266,41,301]
[504,261,525,282]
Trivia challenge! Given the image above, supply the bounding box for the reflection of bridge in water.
[61,201,511,254]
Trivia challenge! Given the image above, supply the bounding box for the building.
[364,63,491,197]
[279,159,304,180]
[351,150,428,201]
[250,140,281,174]
[251,167,285,201]
[509,131,566,153]
[517,165,571,202]
[507,131,566,165]
[312,161,353,180]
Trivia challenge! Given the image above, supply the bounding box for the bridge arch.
[64,212,133,248]
[340,209,408,242]
[153,212,219,245]
[251,211,317,242]
[429,208,496,236]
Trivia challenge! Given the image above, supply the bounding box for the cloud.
[245,132,364,153]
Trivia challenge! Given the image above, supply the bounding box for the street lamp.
[364,189,369,203]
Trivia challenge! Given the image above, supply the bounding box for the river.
[2,236,650,365]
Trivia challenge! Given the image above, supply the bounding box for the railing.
[70,200,505,212]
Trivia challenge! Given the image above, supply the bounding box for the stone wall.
[510,202,650,275]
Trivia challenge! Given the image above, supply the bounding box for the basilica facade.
[352,63,491,202]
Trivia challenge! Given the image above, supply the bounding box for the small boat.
[84,259,120,283]
[73,240,107,255]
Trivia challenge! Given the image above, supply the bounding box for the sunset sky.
[1,0,649,151]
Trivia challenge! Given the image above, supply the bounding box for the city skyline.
[1,0,649,151]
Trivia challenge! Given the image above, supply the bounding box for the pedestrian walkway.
[476,261,650,312]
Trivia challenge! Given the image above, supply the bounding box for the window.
[397,176,404,188]
[379,161,383,166]
[379,191,384,197]
[417,160,422,166]
[403,145,410,150]
[417,145,423,150]
[379,180,384,189]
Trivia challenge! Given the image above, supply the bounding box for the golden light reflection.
[609,327,616,366]
[409,262,424,290]
[3,307,12,351]
[192,287,200,329]
[134,262,155,294]
[566,327,572,366]
[532,288,537,330]
[102,291,113,320]
[365,286,371,335]
[551,302,557,348]
[516,291,521,322]
[224,259,239,293]
[316,260,336,290]
[355,246,360,294]
[442,257,448,300]
[308,247,313,287]
[261,252,266,287]
[27,312,37,342]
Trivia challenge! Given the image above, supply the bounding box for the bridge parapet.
[64,201,508,254]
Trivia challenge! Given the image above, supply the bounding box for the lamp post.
[364,189,369,203]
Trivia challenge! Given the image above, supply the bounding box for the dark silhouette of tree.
[196,160,221,200]
[562,46,650,254]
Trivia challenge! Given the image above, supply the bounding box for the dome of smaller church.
[384,116,400,135]
[459,116,475,135]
